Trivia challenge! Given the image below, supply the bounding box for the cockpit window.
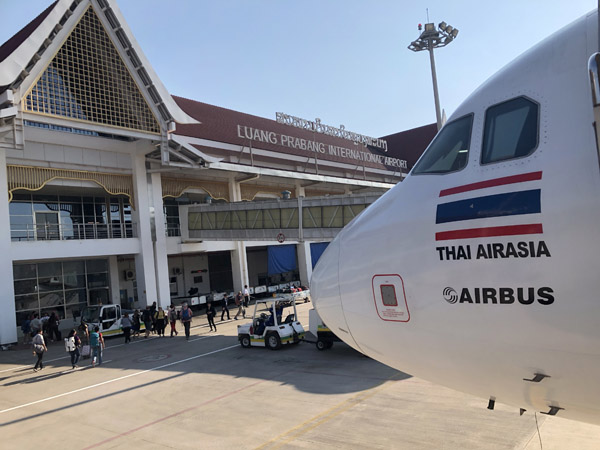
[481,97,539,164]
[412,114,473,174]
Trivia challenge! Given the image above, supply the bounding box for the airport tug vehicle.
[308,308,340,350]
[237,298,305,349]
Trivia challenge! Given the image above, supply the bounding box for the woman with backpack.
[180,303,192,340]
[89,326,105,367]
[32,328,47,372]
[154,307,166,337]
[66,329,81,369]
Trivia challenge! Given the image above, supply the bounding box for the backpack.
[65,336,76,352]
[89,332,99,347]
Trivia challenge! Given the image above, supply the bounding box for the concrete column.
[231,241,249,293]
[297,241,312,286]
[180,204,190,241]
[228,177,249,292]
[130,152,157,307]
[295,181,305,198]
[108,255,120,305]
[228,175,241,202]
[0,150,16,345]
[150,172,170,308]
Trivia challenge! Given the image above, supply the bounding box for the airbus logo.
[443,287,458,304]
[443,287,554,305]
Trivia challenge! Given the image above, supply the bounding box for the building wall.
[247,248,268,287]
[167,253,210,298]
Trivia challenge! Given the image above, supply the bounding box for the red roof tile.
[173,95,433,173]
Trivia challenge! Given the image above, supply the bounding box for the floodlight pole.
[428,43,442,130]
[408,21,459,131]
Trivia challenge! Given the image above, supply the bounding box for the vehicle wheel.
[266,333,281,350]
[316,339,327,351]
[240,335,251,348]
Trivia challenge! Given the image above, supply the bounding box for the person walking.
[207,301,217,332]
[243,285,250,308]
[234,291,245,320]
[142,306,152,338]
[79,320,90,345]
[180,303,192,340]
[154,307,166,336]
[66,329,81,369]
[21,315,32,345]
[132,309,141,339]
[150,301,157,334]
[30,313,42,336]
[121,313,132,343]
[48,311,61,342]
[90,326,105,367]
[220,293,230,321]
[168,305,179,337]
[32,328,47,372]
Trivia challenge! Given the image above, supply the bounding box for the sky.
[0,0,596,137]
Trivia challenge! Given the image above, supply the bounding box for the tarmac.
[1,301,599,450]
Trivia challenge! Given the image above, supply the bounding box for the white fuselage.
[311,11,600,425]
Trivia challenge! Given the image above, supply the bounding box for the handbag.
[81,344,91,357]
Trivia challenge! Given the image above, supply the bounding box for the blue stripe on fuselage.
[436,189,540,224]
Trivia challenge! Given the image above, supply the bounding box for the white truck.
[80,304,144,337]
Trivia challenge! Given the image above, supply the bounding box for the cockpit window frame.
[480,96,540,165]
[411,113,474,176]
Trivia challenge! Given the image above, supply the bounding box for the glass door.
[35,211,60,240]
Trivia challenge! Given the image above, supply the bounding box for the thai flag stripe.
[439,171,542,197]
[436,189,541,224]
[435,224,543,241]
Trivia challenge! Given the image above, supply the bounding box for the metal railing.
[165,224,181,237]
[11,222,137,242]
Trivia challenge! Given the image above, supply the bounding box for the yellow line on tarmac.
[254,374,400,450]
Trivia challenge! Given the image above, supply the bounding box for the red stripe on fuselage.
[435,224,543,241]
[439,171,542,197]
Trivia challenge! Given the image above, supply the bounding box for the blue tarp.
[310,242,330,268]
[268,245,297,275]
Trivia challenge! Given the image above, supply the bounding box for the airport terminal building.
[0,0,435,344]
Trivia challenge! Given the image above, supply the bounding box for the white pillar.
[297,241,312,286]
[0,150,17,345]
[295,181,305,198]
[228,178,248,292]
[231,241,249,293]
[108,255,120,305]
[150,172,170,308]
[131,152,157,307]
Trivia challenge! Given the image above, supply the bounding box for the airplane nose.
[311,236,361,351]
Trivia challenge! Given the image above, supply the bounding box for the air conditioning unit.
[173,267,181,275]
[124,270,134,280]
